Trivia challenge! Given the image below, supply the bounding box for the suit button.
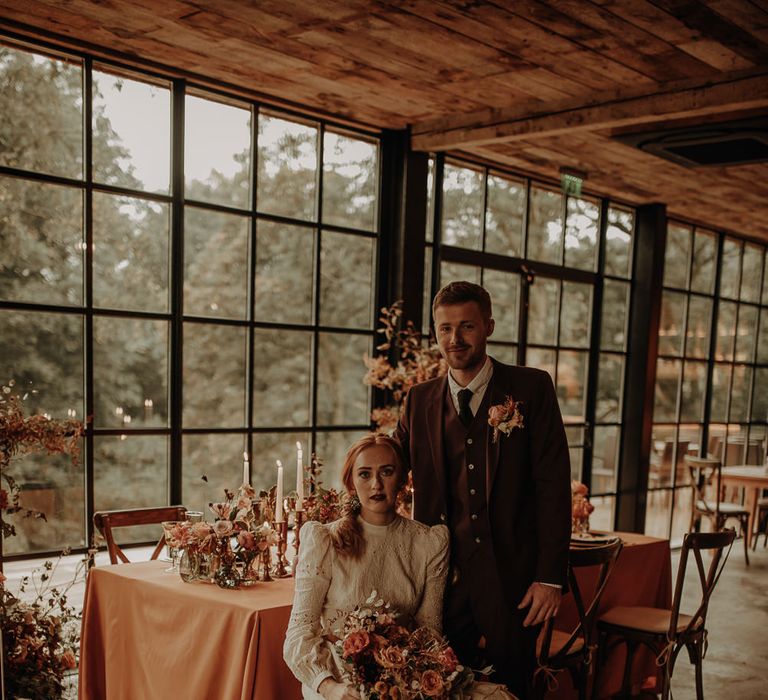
[475,537,481,544]
[468,463,475,470]
[440,513,446,522]
[469,488,476,496]
[471,514,478,521]
[467,438,473,445]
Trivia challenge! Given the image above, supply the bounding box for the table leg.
[744,486,759,550]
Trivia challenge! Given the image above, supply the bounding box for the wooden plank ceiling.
[2,0,768,240]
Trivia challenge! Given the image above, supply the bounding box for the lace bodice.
[283,515,449,696]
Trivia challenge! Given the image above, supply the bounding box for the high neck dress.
[283,514,449,698]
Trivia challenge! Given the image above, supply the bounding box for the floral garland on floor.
[0,380,87,700]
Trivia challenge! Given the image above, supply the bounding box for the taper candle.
[296,441,304,511]
[275,460,284,522]
[243,451,250,486]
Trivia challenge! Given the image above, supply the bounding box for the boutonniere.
[488,396,524,443]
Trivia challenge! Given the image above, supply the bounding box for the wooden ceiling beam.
[411,68,768,151]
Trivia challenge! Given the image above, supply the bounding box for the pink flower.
[438,646,459,672]
[209,502,231,520]
[237,530,256,550]
[60,649,77,670]
[420,670,445,697]
[571,481,588,496]
[374,644,406,669]
[213,520,233,537]
[342,630,370,657]
[488,404,507,424]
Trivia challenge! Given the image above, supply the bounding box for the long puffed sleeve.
[283,521,335,692]
[413,524,450,633]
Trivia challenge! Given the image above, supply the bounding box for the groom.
[395,281,571,698]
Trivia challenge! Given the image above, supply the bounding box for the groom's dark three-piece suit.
[395,358,571,697]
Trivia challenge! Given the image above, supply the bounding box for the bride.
[283,433,449,699]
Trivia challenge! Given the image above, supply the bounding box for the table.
[721,465,768,549]
[78,561,301,700]
[549,531,672,699]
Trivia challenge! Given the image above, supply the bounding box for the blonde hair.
[332,434,406,559]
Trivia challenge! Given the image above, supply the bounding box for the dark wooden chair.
[595,529,736,700]
[753,497,768,550]
[534,538,623,700]
[93,506,187,564]
[685,455,750,565]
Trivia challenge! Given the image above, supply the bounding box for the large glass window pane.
[605,207,633,279]
[92,70,170,194]
[0,177,83,306]
[719,238,741,300]
[685,295,712,359]
[556,350,587,420]
[317,333,371,425]
[596,353,624,423]
[527,186,563,264]
[670,488,693,545]
[253,329,312,427]
[592,425,619,494]
[183,323,246,428]
[482,269,519,343]
[645,489,671,538]
[251,431,312,491]
[0,310,84,419]
[94,435,168,543]
[182,434,246,515]
[488,343,517,365]
[680,361,707,423]
[526,347,556,380]
[658,291,686,357]
[650,425,678,489]
[564,196,599,271]
[758,308,768,364]
[663,223,691,289]
[422,246,433,337]
[560,282,592,348]
[709,364,731,424]
[441,163,483,250]
[589,495,615,531]
[93,192,169,313]
[752,368,768,423]
[654,358,681,423]
[320,232,374,329]
[322,131,378,232]
[528,277,559,346]
[185,95,251,209]
[4,445,85,555]
[93,317,168,429]
[601,280,629,351]
[440,261,480,286]
[485,174,524,257]
[184,207,249,319]
[0,46,83,179]
[740,243,763,303]
[735,304,758,362]
[729,365,752,423]
[257,113,318,221]
[255,221,315,325]
[690,229,717,294]
[315,430,369,489]
[715,300,737,361]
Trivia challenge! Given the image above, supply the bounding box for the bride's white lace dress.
[283,515,449,698]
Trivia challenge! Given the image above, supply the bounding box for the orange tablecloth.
[78,561,301,700]
[548,531,672,699]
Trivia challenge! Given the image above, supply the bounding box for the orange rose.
[342,630,370,657]
[488,405,507,424]
[374,681,390,696]
[389,688,402,700]
[571,480,588,496]
[374,644,405,669]
[420,670,444,697]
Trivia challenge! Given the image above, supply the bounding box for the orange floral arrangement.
[363,302,447,433]
[336,591,476,699]
[571,481,595,533]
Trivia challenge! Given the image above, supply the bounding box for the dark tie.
[458,388,473,428]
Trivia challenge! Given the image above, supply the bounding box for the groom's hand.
[518,582,561,627]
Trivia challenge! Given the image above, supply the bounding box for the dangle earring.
[343,492,361,516]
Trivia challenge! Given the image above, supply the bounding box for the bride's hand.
[318,678,360,700]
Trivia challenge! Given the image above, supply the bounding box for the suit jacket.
[395,358,571,606]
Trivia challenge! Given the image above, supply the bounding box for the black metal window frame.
[0,34,385,561]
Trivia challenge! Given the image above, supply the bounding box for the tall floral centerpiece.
[363,302,447,433]
[0,380,86,700]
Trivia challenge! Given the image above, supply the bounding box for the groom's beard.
[443,344,487,372]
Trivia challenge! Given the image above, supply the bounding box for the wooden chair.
[534,538,623,700]
[753,497,768,550]
[685,455,750,565]
[93,506,187,564]
[594,529,735,700]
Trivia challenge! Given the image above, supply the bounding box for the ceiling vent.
[614,117,768,167]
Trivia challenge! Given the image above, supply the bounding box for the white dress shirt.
[447,356,493,418]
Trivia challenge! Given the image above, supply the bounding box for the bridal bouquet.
[336,591,475,699]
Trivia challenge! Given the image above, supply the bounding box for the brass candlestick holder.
[271,520,291,578]
[294,509,305,552]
